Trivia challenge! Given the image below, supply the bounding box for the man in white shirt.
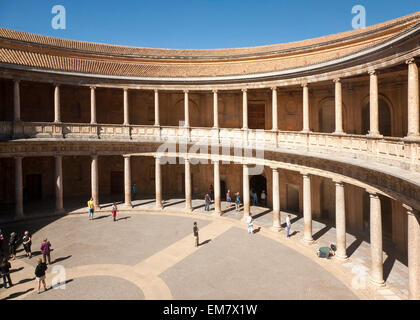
[286,215,291,238]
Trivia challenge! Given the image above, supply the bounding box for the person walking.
[261,190,267,206]
[88,197,94,220]
[204,194,211,212]
[286,215,292,238]
[193,222,199,247]
[40,238,52,265]
[235,192,241,212]
[34,258,48,294]
[226,190,232,207]
[112,202,117,221]
[8,232,17,261]
[0,257,12,288]
[22,231,32,259]
[247,215,254,234]
[252,190,258,205]
[132,183,137,200]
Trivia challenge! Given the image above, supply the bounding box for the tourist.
[317,244,336,259]
[209,184,214,201]
[0,257,12,288]
[193,222,199,247]
[226,190,232,207]
[204,194,211,211]
[112,202,117,221]
[0,229,4,255]
[261,190,267,206]
[22,231,32,259]
[132,183,137,200]
[8,232,17,260]
[253,191,258,205]
[235,192,241,212]
[247,215,254,234]
[88,197,94,220]
[40,238,52,264]
[286,215,291,238]
[34,258,48,294]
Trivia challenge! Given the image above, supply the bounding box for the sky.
[0,0,419,49]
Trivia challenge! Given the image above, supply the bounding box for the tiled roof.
[0,12,419,78]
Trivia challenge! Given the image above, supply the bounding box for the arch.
[361,95,393,137]
[317,97,347,133]
[250,174,267,204]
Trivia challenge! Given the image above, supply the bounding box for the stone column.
[184,90,190,127]
[155,156,163,209]
[272,87,278,131]
[13,80,20,122]
[213,160,221,215]
[54,84,61,123]
[405,205,420,300]
[123,88,129,125]
[14,156,23,219]
[55,155,64,213]
[369,192,384,285]
[213,90,219,128]
[406,58,419,139]
[302,82,310,132]
[303,173,313,243]
[368,71,380,136]
[124,155,132,207]
[335,181,347,260]
[91,155,99,208]
[242,164,250,222]
[271,168,281,231]
[185,158,192,211]
[334,78,344,134]
[90,86,97,124]
[154,89,160,126]
[242,89,248,129]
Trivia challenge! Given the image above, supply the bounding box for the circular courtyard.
[0,210,362,300]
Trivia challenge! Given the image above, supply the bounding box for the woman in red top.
[112,202,117,221]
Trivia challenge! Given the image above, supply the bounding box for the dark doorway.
[220,180,227,200]
[110,171,123,194]
[286,184,299,213]
[250,175,267,203]
[248,103,265,129]
[362,99,392,136]
[25,174,42,202]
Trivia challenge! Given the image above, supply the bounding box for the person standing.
[0,257,12,288]
[112,202,117,221]
[193,222,199,247]
[132,183,137,200]
[34,258,48,294]
[0,230,4,256]
[252,190,258,205]
[87,197,94,220]
[209,185,214,201]
[22,231,32,259]
[204,194,211,211]
[247,215,254,234]
[226,190,232,207]
[286,215,292,238]
[40,238,52,265]
[261,190,267,206]
[8,232,17,260]
[235,192,241,212]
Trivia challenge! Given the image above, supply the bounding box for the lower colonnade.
[2,151,419,300]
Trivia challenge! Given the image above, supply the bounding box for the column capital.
[333,179,344,186]
[90,86,96,90]
[14,155,23,160]
[183,89,189,94]
[53,83,61,88]
[271,86,277,91]
[368,69,377,76]
[301,81,308,88]
[241,88,248,93]
[154,88,159,93]
[123,154,131,159]
[13,78,21,84]
[212,89,218,94]
[300,170,310,177]
[333,78,341,83]
[271,167,279,173]
[54,154,63,159]
[367,191,380,199]
[91,154,98,160]
[406,57,416,65]
[403,204,419,216]
[123,87,129,92]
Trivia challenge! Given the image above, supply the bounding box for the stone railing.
[1,121,418,172]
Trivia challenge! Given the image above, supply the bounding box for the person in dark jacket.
[8,232,17,260]
[35,258,48,294]
[0,257,12,288]
[22,231,32,259]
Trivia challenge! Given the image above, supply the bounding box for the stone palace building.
[0,12,419,299]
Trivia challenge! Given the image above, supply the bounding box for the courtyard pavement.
[0,196,408,300]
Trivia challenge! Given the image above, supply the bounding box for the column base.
[55,208,65,215]
[185,207,193,214]
[241,215,250,223]
[366,133,383,139]
[271,225,282,232]
[403,135,420,142]
[335,254,348,261]
[369,277,385,287]
[155,204,164,210]
[332,131,346,136]
[122,203,133,209]
[212,210,222,216]
[303,237,314,245]
[300,130,311,134]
